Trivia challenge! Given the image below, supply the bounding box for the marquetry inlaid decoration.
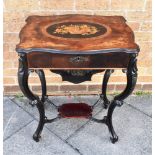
[46,22,107,38]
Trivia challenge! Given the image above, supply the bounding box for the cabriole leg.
[100,69,114,109]
[106,100,122,143]
[18,53,46,142]
[106,54,138,143]
[35,69,47,102]
[32,99,46,142]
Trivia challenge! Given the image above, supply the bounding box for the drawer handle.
[70,56,89,64]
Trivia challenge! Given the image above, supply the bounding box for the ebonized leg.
[18,54,37,101]
[35,69,47,102]
[106,100,120,143]
[100,69,114,109]
[18,53,46,142]
[32,99,46,142]
[106,54,138,143]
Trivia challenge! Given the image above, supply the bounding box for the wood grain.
[16,14,139,52]
[27,52,131,68]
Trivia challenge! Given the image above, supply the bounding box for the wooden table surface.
[16,14,140,69]
[16,14,139,52]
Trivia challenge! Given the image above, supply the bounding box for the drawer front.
[27,52,130,68]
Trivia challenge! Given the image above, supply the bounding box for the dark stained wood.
[16,14,139,52]
[27,52,131,68]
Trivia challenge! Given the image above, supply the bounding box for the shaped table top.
[16,14,139,54]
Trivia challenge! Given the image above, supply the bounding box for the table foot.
[33,133,41,142]
[32,99,47,142]
[106,100,122,143]
[110,135,118,144]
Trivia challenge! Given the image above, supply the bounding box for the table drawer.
[27,52,131,69]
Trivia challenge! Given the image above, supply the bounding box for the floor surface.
[3,95,152,155]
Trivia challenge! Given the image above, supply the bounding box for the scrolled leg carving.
[106,100,120,143]
[114,54,138,101]
[100,69,114,109]
[18,53,46,142]
[33,99,46,142]
[105,54,138,143]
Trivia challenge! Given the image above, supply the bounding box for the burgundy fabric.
[58,103,92,118]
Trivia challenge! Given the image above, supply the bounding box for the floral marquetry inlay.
[46,22,107,38]
[54,24,98,35]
